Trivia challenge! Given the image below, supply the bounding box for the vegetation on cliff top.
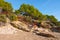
[0,0,60,27]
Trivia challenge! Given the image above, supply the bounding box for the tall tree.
[0,0,13,12]
[18,4,43,20]
[46,15,58,22]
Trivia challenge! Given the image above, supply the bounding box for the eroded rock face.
[32,27,56,38]
[10,21,30,32]
[38,28,51,32]
[0,20,58,39]
[41,21,52,28]
[36,32,56,38]
[31,25,38,32]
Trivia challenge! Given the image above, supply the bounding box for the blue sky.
[5,0,60,21]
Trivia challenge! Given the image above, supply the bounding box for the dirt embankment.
[0,21,60,40]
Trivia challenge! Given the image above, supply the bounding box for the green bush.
[8,13,18,21]
[24,16,32,23]
[0,14,6,22]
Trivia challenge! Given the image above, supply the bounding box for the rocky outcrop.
[0,17,58,39]
[10,21,30,32]
[32,27,56,38]
[41,21,52,28]
[36,32,56,38]
[33,31,56,38]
